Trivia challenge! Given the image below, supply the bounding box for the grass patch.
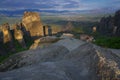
[93,36,120,49]
[0,53,13,63]
[0,38,34,63]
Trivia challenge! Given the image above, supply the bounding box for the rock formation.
[98,10,120,36]
[43,26,46,36]
[113,26,117,35]
[22,12,43,38]
[2,23,12,43]
[0,38,120,80]
[0,31,3,43]
[30,36,60,49]
[48,26,52,36]
[13,24,26,48]
[0,31,7,55]
[114,10,120,36]
[43,25,52,36]
[61,33,74,39]
[80,34,94,42]
[1,23,15,52]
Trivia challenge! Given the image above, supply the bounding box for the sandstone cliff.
[2,23,12,43]
[22,12,43,37]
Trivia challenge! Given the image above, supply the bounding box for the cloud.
[0,0,119,13]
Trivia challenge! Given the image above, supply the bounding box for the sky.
[0,0,120,14]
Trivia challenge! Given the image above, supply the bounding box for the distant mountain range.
[0,8,117,17]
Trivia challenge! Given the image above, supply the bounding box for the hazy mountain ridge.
[0,8,116,17]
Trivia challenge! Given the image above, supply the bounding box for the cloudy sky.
[0,0,120,14]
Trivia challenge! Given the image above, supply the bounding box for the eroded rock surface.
[1,23,15,52]
[2,23,12,43]
[0,38,120,80]
[22,12,43,38]
[13,24,26,48]
[30,36,61,49]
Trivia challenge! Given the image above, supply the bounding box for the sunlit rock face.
[22,12,43,38]
[2,23,12,43]
[13,24,23,40]
[1,23,15,52]
[13,24,26,48]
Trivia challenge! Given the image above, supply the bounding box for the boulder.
[61,33,74,39]
[80,34,94,42]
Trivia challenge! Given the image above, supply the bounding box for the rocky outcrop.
[98,10,120,36]
[96,50,120,80]
[30,36,60,49]
[114,10,120,36]
[1,23,15,52]
[13,24,26,48]
[2,23,12,44]
[60,33,74,39]
[80,34,94,42]
[22,12,43,38]
[0,45,69,72]
[0,38,120,80]
[0,32,7,55]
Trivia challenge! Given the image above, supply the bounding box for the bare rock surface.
[30,36,60,49]
[54,38,85,51]
[0,38,120,80]
[60,33,74,39]
[108,49,120,57]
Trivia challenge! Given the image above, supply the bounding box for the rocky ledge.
[0,38,120,80]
